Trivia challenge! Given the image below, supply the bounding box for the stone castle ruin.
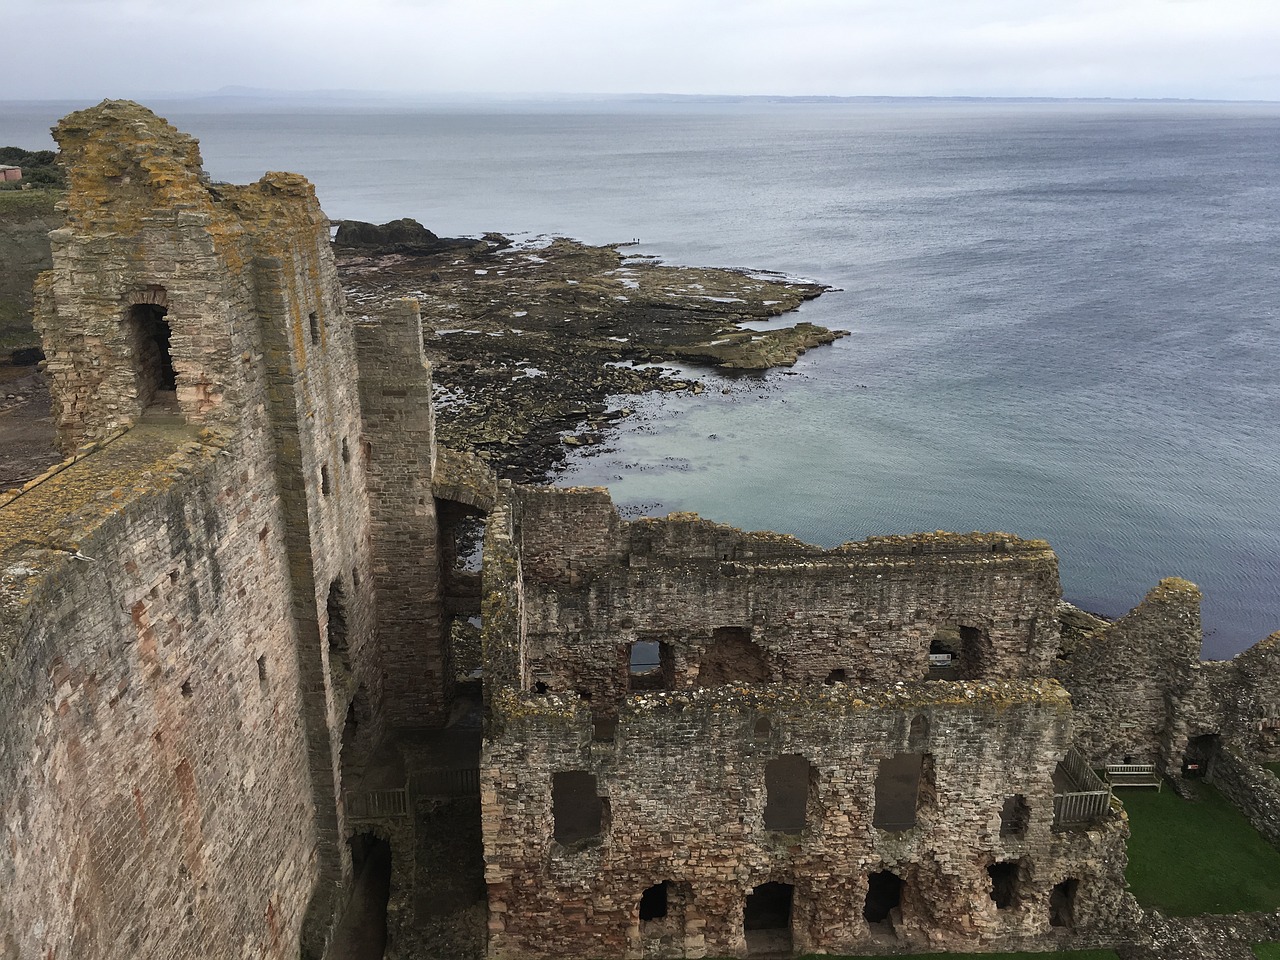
[1,101,1277,960]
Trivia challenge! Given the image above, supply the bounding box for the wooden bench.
[1105,763,1162,790]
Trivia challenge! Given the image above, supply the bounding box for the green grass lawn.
[1123,781,1280,915]
[1253,945,1280,960]
[1264,761,1280,778]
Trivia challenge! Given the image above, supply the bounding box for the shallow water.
[3,97,1276,657]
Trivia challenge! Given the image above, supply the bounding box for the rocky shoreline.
[0,215,846,490]
[336,219,845,483]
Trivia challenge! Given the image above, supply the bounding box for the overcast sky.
[5,0,1280,101]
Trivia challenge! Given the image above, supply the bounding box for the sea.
[3,96,1278,659]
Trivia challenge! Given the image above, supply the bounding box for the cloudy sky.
[7,0,1280,101]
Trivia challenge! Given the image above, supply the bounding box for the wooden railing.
[346,787,409,820]
[1053,748,1112,827]
[345,767,481,820]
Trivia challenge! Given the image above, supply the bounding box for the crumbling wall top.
[53,100,213,227]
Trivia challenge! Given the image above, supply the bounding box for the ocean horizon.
[3,96,1277,658]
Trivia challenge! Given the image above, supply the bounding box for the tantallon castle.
[1,101,1278,960]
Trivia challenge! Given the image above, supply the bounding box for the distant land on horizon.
[4,87,1278,107]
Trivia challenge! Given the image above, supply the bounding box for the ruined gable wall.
[482,681,1126,959]
[0,440,318,960]
[512,488,1061,701]
[1195,633,1280,761]
[1055,579,1202,772]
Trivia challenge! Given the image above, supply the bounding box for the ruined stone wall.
[0,436,318,960]
[1196,633,1280,761]
[511,487,1062,703]
[482,680,1126,959]
[354,300,447,727]
[1055,579,1203,773]
[1207,747,1280,851]
[2,101,392,960]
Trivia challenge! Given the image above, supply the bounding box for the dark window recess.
[257,655,267,683]
[327,581,350,676]
[988,862,1020,910]
[825,668,848,684]
[639,882,669,922]
[1000,794,1031,837]
[180,679,193,698]
[1049,878,1078,928]
[909,713,929,744]
[764,755,811,832]
[754,717,772,740]
[321,464,331,496]
[873,752,924,831]
[592,715,617,742]
[863,870,903,925]
[308,311,320,343]
[552,771,603,845]
[699,627,770,685]
[341,437,351,463]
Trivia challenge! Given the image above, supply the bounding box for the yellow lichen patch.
[0,420,208,569]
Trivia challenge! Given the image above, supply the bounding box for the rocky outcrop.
[338,235,843,483]
[333,217,484,256]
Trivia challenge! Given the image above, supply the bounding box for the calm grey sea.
[3,97,1278,658]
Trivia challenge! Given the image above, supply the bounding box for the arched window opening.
[1000,794,1030,837]
[629,640,671,691]
[127,303,177,407]
[639,882,669,922]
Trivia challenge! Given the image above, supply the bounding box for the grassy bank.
[0,188,62,219]
[1254,945,1280,960]
[1123,781,1280,915]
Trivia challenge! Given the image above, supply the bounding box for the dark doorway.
[863,870,903,927]
[988,862,1020,910]
[639,881,669,922]
[1183,733,1221,779]
[328,833,391,960]
[744,882,793,956]
[127,303,176,406]
[1049,878,1078,928]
